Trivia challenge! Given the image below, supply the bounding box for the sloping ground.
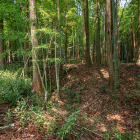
[0,63,140,140]
[59,63,140,139]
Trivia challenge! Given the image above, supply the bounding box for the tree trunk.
[7,42,11,64]
[118,0,120,64]
[25,0,29,76]
[131,0,136,62]
[130,23,133,62]
[0,19,5,66]
[138,0,140,65]
[56,0,60,98]
[30,0,41,94]
[65,0,68,62]
[72,27,75,59]
[92,35,95,63]
[75,27,77,60]
[96,0,100,68]
[84,0,92,67]
[106,0,114,91]
[82,1,86,63]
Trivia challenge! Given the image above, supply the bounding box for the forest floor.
[0,63,140,140]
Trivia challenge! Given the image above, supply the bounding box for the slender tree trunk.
[75,27,77,60]
[131,0,136,62]
[110,0,113,55]
[130,23,133,62]
[106,0,114,91]
[25,0,29,76]
[30,0,41,94]
[82,1,86,62]
[8,42,11,64]
[138,0,140,65]
[96,0,100,68]
[65,0,68,62]
[92,35,95,63]
[57,0,60,57]
[118,0,120,64]
[72,27,75,59]
[84,0,92,67]
[56,0,60,98]
[0,19,5,66]
[65,22,68,62]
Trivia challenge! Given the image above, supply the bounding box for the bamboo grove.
[0,0,140,105]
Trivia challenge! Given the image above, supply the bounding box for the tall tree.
[24,0,29,76]
[96,0,100,68]
[84,0,92,67]
[138,0,140,65]
[65,0,68,62]
[30,0,41,94]
[131,0,136,62]
[82,0,86,63]
[55,0,60,98]
[106,0,114,91]
[0,19,5,66]
[92,35,95,63]
[118,0,120,64]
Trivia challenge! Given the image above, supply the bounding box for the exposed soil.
[0,63,140,139]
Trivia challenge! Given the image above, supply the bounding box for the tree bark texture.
[82,1,86,63]
[138,0,140,65]
[65,0,68,62]
[25,0,29,76]
[84,0,91,67]
[106,0,114,91]
[30,0,41,94]
[96,0,100,68]
[0,19,5,66]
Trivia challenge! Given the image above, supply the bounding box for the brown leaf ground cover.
[0,63,140,139]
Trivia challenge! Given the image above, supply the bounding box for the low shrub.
[0,70,32,105]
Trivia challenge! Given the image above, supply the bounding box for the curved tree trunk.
[30,0,41,94]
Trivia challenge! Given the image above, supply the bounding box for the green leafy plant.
[71,75,77,80]
[93,117,101,123]
[64,90,81,103]
[5,109,12,125]
[78,85,85,91]
[58,112,80,139]
[0,70,32,105]
[101,84,106,93]
[82,115,87,121]
[61,87,66,91]
[103,130,110,138]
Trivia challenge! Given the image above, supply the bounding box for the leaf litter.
[0,63,140,139]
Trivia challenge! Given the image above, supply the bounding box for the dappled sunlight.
[115,124,126,133]
[52,107,67,116]
[100,68,109,79]
[107,114,125,123]
[96,123,107,132]
[126,77,134,81]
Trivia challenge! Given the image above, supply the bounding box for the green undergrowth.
[0,68,140,139]
[0,69,32,105]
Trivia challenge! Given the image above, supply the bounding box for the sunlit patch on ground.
[107,114,125,123]
[96,123,107,132]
